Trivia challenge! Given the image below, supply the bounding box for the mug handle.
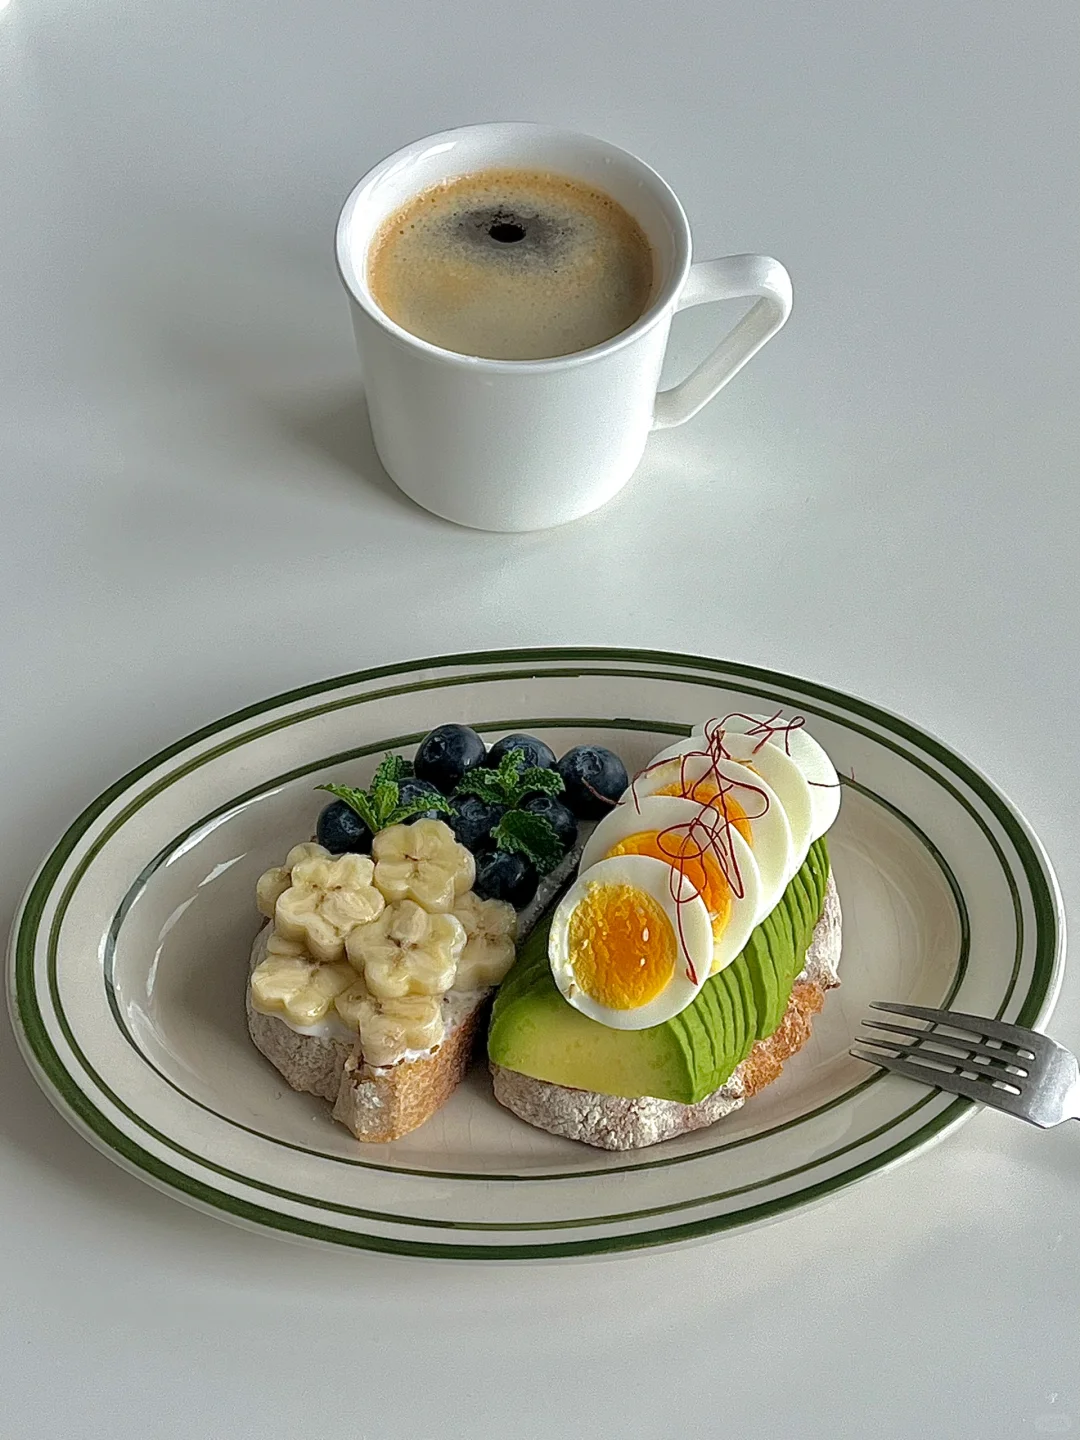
[651,254,793,430]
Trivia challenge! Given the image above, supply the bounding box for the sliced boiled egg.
[647,733,812,878]
[579,794,763,974]
[624,747,795,906]
[548,854,713,1029]
[693,714,840,840]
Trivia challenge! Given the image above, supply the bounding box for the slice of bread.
[490,873,842,1150]
[245,926,490,1143]
[332,1002,486,1143]
[245,839,586,1143]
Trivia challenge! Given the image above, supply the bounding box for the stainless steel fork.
[851,1002,1080,1126]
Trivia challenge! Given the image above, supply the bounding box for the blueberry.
[486,733,556,772]
[448,793,506,853]
[555,744,629,819]
[316,800,373,855]
[396,776,447,822]
[473,850,539,908]
[519,793,578,851]
[414,724,487,793]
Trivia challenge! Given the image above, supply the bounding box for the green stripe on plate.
[9,649,1062,1256]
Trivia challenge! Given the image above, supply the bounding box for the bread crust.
[490,874,842,1150]
[247,867,841,1149]
[332,1003,485,1143]
[245,836,586,1142]
[246,928,488,1142]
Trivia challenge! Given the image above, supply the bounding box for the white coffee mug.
[336,123,792,532]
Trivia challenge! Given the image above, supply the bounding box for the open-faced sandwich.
[489,715,842,1148]
[246,713,841,1150]
[246,726,622,1141]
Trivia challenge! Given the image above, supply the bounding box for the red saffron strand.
[625,722,793,978]
[625,708,830,979]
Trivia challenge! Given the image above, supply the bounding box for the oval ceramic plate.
[7,650,1065,1258]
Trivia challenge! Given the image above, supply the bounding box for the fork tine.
[856,1032,1030,1082]
[869,1002,1040,1055]
[849,1044,1028,1112]
[862,1019,1033,1073]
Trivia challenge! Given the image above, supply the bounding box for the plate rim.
[7,647,1066,1257]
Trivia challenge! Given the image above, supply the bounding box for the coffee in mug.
[337,124,793,530]
[366,168,655,361]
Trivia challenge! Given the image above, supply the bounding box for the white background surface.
[2,1,1078,1436]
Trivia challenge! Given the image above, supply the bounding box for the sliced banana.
[256,844,333,918]
[265,930,309,962]
[372,819,475,913]
[346,899,465,998]
[274,853,385,963]
[286,841,331,868]
[250,947,355,1025]
[255,866,291,919]
[452,891,518,989]
[352,993,446,1067]
[334,975,372,1030]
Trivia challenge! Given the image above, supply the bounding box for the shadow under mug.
[336,123,792,532]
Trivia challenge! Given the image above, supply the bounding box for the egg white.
[548,854,714,1029]
[579,793,764,973]
[646,734,812,883]
[692,714,840,840]
[622,750,795,915]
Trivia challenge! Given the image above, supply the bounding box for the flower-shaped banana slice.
[255,843,332,918]
[285,842,331,869]
[372,819,475,913]
[451,891,519,989]
[256,866,291,919]
[345,899,465,998]
[250,939,355,1026]
[274,853,384,963]
[350,993,446,1068]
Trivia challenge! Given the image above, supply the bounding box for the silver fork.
[851,1002,1080,1127]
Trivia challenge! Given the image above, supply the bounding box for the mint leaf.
[492,810,563,875]
[316,783,378,835]
[453,770,508,806]
[516,766,563,799]
[319,758,451,836]
[388,792,452,826]
[496,749,526,792]
[459,748,563,807]
[372,753,413,788]
[370,779,401,830]
[456,747,564,830]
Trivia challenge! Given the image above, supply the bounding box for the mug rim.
[334,122,693,374]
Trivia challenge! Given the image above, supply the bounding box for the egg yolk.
[654,777,753,845]
[567,882,676,1010]
[604,830,732,937]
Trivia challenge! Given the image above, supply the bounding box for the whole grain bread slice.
[245,841,586,1143]
[246,926,490,1142]
[490,873,842,1150]
[332,1002,487,1143]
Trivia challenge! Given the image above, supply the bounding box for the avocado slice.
[743,927,783,1038]
[716,961,747,1068]
[699,964,736,1076]
[489,850,830,1105]
[786,865,812,944]
[727,953,760,1064]
[488,980,700,1100]
[768,891,799,992]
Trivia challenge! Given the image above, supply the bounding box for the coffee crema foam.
[367,168,656,361]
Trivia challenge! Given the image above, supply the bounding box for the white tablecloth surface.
[2,1,1077,1435]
